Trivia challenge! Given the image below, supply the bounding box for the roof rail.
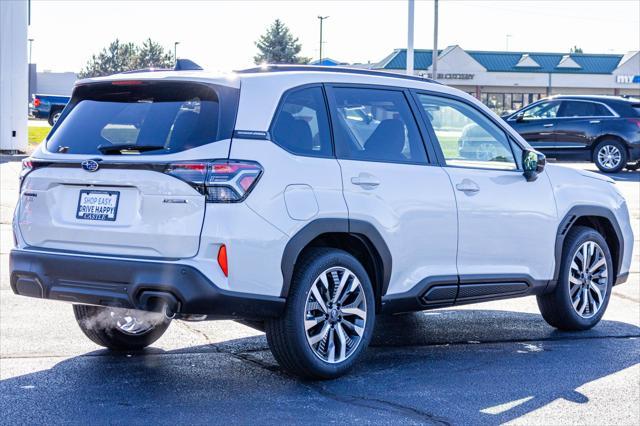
[235,64,440,84]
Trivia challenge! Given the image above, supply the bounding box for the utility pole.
[174,41,180,61]
[318,16,329,64]
[28,38,33,63]
[506,34,512,51]
[431,0,439,80]
[407,0,414,75]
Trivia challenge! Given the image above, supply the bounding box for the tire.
[73,305,171,351]
[537,226,613,331]
[48,108,62,126]
[266,248,375,379]
[593,139,627,173]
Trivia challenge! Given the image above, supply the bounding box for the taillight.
[33,98,41,107]
[165,160,263,203]
[18,158,34,191]
[627,118,640,129]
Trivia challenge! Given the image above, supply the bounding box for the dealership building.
[373,46,640,114]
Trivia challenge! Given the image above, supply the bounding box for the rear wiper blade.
[97,144,166,154]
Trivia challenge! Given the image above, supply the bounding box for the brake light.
[217,245,228,277]
[111,80,144,86]
[165,160,262,203]
[33,98,41,107]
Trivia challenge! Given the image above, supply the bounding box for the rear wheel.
[593,139,627,173]
[73,305,171,350]
[266,248,375,379]
[537,226,613,330]
[48,108,63,126]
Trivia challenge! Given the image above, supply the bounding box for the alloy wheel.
[569,241,608,319]
[597,145,622,170]
[304,267,367,363]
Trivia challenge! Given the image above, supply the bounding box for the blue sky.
[29,0,640,73]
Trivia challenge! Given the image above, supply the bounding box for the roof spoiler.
[174,59,203,71]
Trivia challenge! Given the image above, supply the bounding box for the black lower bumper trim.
[615,272,629,286]
[10,250,285,319]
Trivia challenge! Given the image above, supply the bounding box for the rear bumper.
[9,249,285,319]
[628,144,640,162]
[29,109,47,119]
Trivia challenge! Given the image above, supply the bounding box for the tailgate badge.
[81,160,100,172]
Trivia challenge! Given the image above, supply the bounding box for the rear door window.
[329,87,427,164]
[558,101,613,118]
[47,81,238,155]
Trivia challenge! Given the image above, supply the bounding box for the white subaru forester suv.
[11,63,634,379]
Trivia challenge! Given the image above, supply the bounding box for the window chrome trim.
[507,98,619,121]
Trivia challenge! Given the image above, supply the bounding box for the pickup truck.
[30,94,70,126]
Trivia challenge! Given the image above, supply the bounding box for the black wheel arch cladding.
[553,205,624,286]
[280,218,392,299]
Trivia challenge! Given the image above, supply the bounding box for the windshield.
[47,81,238,155]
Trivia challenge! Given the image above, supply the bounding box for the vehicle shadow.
[548,160,639,182]
[603,169,640,182]
[1,309,638,424]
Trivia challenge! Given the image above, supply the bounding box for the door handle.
[543,123,554,128]
[455,179,480,194]
[589,120,600,124]
[351,173,380,189]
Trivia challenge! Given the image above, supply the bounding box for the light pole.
[407,0,414,75]
[432,0,439,80]
[174,41,180,61]
[28,38,34,64]
[506,34,512,51]
[318,16,329,64]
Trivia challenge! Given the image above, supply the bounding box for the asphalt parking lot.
[0,159,638,425]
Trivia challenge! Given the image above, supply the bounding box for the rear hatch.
[18,78,239,258]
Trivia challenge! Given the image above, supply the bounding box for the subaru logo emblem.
[81,160,99,172]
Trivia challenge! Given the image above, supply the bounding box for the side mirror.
[515,112,525,122]
[523,150,546,182]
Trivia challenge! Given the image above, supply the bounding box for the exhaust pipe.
[138,291,180,319]
[163,303,176,320]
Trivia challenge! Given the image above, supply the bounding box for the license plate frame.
[76,190,120,222]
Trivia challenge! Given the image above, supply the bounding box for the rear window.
[558,101,613,118]
[47,81,238,155]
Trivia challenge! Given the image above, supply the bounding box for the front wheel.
[266,248,375,379]
[537,226,613,330]
[73,305,171,350]
[593,140,627,173]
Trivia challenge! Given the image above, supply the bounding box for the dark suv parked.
[504,95,640,173]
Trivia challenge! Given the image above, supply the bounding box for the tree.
[135,38,174,69]
[254,19,310,65]
[570,46,584,54]
[79,38,174,78]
